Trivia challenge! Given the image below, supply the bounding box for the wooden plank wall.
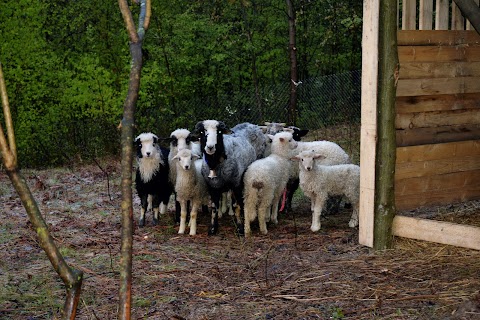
[395,30,480,210]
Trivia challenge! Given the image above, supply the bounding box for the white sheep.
[172,148,209,236]
[292,150,360,232]
[243,131,298,236]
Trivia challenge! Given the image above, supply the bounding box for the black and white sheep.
[135,132,174,227]
[172,148,209,236]
[194,120,265,235]
[243,131,298,236]
[292,150,360,232]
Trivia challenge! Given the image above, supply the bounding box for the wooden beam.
[392,216,480,250]
[398,30,480,45]
[397,77,480,96]
[396,124,480,146]
[359,0,380,248]
[402,0,417,30]
[399,61,480,79]
[398,46,480,63]
[396,93,480,113]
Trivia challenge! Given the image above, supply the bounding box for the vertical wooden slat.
[436,0,450,30]
[420,0,434,30]
[452,2,465,30]
[466,0,480,30]
[359,0,380,248]
[402,0,417,30]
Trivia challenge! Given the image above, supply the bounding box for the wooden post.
[360,0,398,249]
[359,0,379,247]
[374,0,399,250]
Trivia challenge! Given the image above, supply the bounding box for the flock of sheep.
[134,120,360,237]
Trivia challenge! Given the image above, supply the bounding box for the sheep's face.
[197,120,227,155]
[270,132,298,155]
[135,133,159,159]
[173,149,199,171]
[170,129,193,152]
[296,151,325,172]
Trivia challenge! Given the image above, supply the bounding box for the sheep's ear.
[291,156,300,161]
[267,134,274,140]
[192,154,200,160]
[259,125,268,133]
[264,121,271,126]
[314,154,326,160]
[217,121,231,134]
[172,154,180,160]
[194,121,204,133]
[296,129,309,138]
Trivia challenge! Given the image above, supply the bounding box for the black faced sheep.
[243,131,298,236]
[194,120,265,235]
[292,150,360,232]
[135,132,174,227]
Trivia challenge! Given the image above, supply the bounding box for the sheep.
[172,148,209,236]
[135,132,174,227]
[260,122,309,157]
[243,131,298,236]
[194,120,264,235]
[166,128,202,222]
[292,150,360,232]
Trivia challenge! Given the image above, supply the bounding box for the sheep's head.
[172,149,199,171]
[195,120,229,156]
[292,150,325,172]
[169,128,194,152]
[135,132,159,159]
[269,131,298,155]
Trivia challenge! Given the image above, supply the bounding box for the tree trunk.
[453,0,480,34]
[374,0,398,250]
[286,0,298,125]
[117,1,150,319]
[0,63,83,319]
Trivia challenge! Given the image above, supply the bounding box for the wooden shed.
[360,0,480,250]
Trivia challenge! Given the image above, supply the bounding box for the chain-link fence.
[156,69,362,162]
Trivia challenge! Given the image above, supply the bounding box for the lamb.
[292,150,360,232]
[260,122,309,157]
[166,128,202,222]
[194,120,265,235]
[172,148,209,236]
[134,132,174,227]
[243,131,298,236]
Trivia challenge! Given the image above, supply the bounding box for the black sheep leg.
[232,187,245,236]
[139,194,149,227]
[208,192,221,235]
[151,194,161,225]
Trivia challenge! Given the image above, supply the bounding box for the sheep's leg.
[270,190,283,225]
[284,178,299,213]
[152,195,161,226]
[208,192,221,235]
[139,194,149,227]
[348,201,359,228]
[178,199,188,234]
[311,194,327,232]
[219,192,227,218]
[258,205,269,235]
[227,191,235,216]
[232,188,245,236]
[189,201,199,236]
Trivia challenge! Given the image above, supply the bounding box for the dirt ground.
[0,160,479,320]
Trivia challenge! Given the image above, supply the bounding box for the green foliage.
[1,0,362,167]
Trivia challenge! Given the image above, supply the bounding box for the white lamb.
[243,131,298,236]
[292,150,360,232]
[172,148,209,236]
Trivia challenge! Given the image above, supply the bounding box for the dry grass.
[0,159,479,320]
